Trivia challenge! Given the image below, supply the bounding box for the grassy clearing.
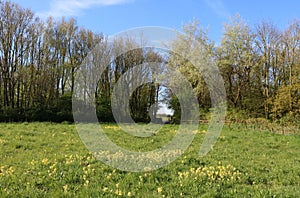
[0,122,300,197]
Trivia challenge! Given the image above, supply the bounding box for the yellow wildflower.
[63,184,68,192]
[103,187,108,192]
[115,189,122,196]
[42,158,49,165]
[157,187,163,193]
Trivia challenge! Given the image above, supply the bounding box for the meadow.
[0,122,300,197]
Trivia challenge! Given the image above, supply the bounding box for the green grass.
[0,122,300,197]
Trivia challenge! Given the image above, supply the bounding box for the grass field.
[0,122,300,197]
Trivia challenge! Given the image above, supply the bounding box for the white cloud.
[37,0,133,19]
[204,0,231,19]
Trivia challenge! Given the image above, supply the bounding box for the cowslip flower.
[157,187,163,193]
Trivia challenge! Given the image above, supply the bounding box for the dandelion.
[127,191,132,197]
[157,187,163,193]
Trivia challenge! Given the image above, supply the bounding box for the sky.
[11,0,300,44]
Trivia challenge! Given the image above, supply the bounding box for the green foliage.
[272,84,300,119]
[168,96,181,124]
[96,97,114,122]
[278,112,300,128]
[0,93,74,122]
[55,93,74,122]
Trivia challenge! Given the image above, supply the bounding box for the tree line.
[165,18,300,125]
[0,1,162,122]
[0,1,299,124]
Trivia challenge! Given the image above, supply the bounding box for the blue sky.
[11,0,300,43]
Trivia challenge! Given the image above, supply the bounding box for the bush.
[278,112,300,127]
